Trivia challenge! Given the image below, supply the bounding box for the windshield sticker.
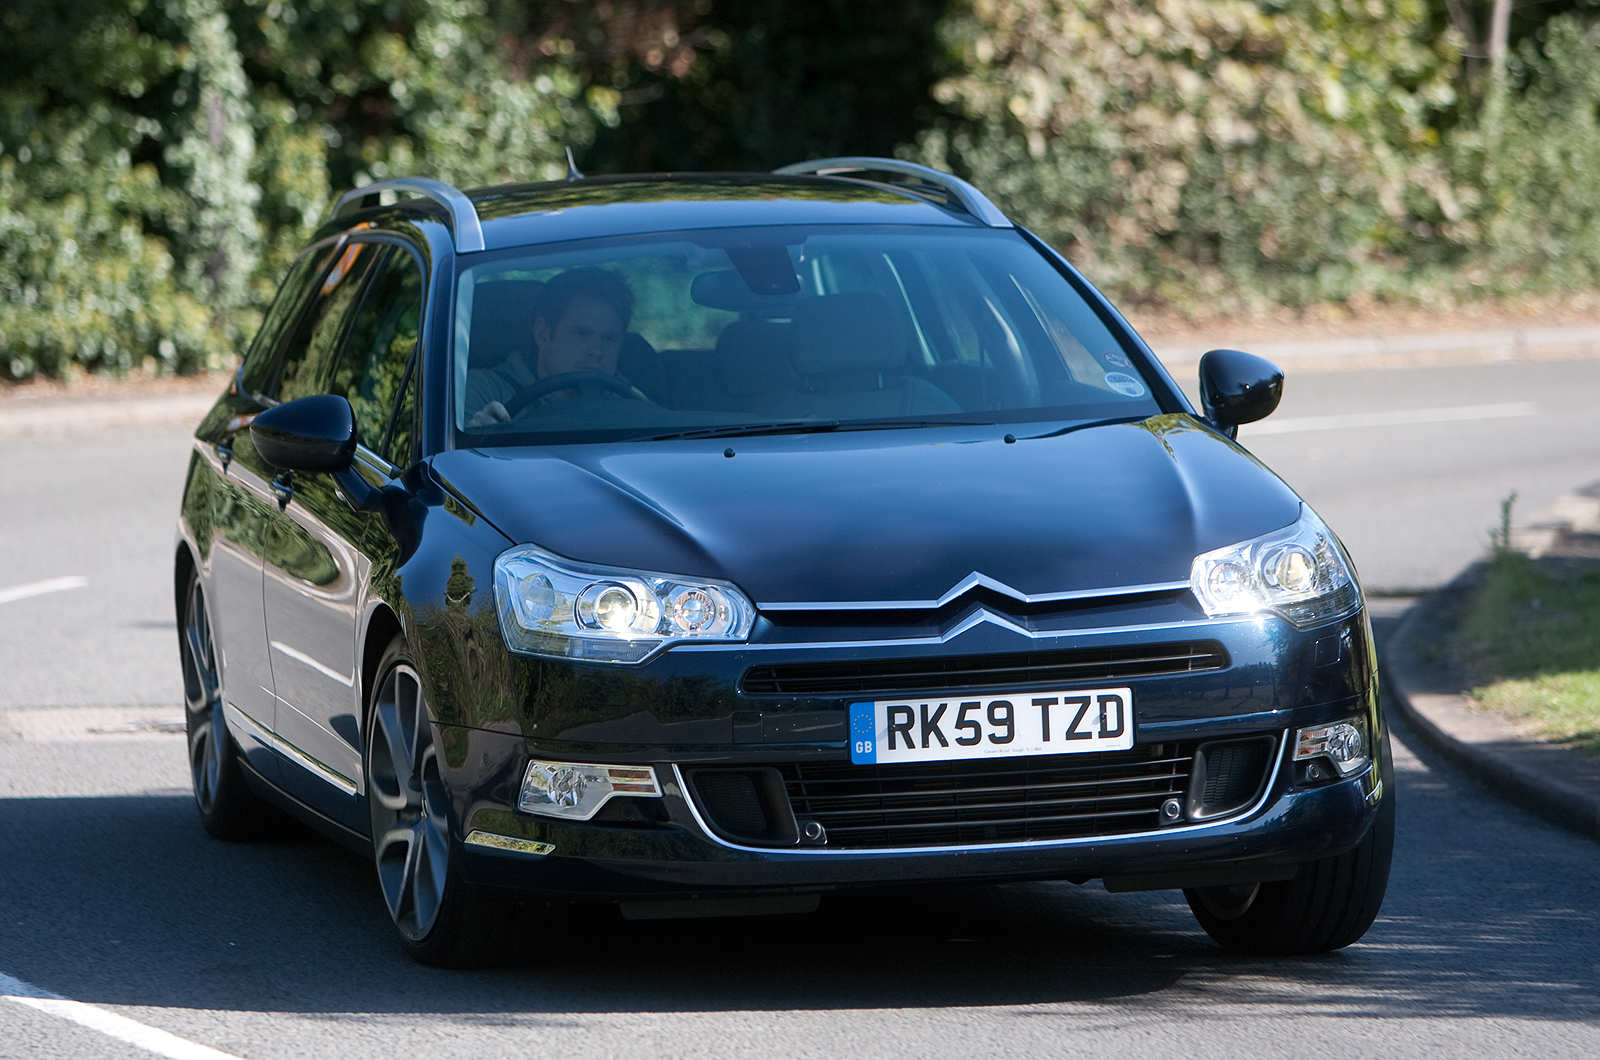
[1101,350,1131,368]
[1104,372,1146,397]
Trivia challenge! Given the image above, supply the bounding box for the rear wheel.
[365,636,539,967]
[181,567,278,840]
[1186,772,1395,955]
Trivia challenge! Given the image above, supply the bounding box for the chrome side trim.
[670,613,1223,653]
[332,177,485,252]
[224,700,275,746]
[236,691,362,797]
[775,157,1013,227]
[671,732,1287,857]
[271,730,361,797]
[759,573,1191,612]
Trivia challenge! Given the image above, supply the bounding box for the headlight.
[494,544,756,663]
[1190,506,1361,628]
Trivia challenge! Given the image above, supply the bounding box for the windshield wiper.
[650,419,990,442]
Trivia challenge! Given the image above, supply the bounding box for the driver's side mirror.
[250,394,357,473]
[1198,349,1283,439]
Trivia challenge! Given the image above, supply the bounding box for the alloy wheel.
[182,576,223,815]
[368,663,450,941]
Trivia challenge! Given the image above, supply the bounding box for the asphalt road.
[2,360,1598,1059]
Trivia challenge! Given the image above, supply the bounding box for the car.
[174,157,1392,967]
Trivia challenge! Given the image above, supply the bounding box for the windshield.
[451,225,1163,444]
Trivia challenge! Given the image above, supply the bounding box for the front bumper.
[451,729,1386,900]
[427,602,1385,902]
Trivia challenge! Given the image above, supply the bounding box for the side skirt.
[238,753,372,856]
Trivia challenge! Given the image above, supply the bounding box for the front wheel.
[1186,771,1395,956]
[365,636,540,967]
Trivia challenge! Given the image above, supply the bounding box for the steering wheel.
[501,372,649,418]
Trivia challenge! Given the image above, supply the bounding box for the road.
[1,359,1598,1059]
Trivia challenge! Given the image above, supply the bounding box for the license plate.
[848,688,1134,765]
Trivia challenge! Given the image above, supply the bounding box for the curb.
[1381,580,1600,844]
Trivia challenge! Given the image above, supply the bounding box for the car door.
[262,242,424,829]
[200,242,339,781]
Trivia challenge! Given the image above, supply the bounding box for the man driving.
[466,266,641,427]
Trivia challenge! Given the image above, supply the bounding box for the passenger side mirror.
[250,394,358,473]
[1198,349,1283,439]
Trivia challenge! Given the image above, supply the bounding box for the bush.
[909,0,1465,314]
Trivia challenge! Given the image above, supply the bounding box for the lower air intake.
[778,744,1197,850]
[685,767,800,846]
[1188,736,1275,820]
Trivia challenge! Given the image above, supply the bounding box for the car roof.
[322,161,1013,254]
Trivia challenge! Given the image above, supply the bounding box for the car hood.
[429,415,1305,606]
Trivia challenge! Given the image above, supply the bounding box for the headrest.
[792,294,905,375]
[468,278,544,370]
[717,321,798,394]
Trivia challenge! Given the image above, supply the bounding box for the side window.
[328,247,424,466]
[275,241,383,403]
[238,243,337,398]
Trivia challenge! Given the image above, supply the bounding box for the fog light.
[1294,718,1370,778]
[518,760,662,821]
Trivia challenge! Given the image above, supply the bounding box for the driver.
[466,266,641,427]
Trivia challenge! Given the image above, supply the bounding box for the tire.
[181,567,281,840]
[1186,759,1395,956]
[365,635,540,968]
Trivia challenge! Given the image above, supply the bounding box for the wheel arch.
[174,544,197,623]
[360,604,406,718]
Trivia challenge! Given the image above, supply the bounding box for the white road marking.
[1247,401,1537,436]
[269,640,354,686]
[0,576,88,606]
[0,971,244,1060]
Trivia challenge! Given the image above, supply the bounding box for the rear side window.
[275,241,383,403]
[327,247,425,467]
[236,243,338,399]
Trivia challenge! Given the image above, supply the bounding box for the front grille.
[741,642,1227,697]
[779,744,1197,849]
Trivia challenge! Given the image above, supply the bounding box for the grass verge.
[1451,553,1600,756]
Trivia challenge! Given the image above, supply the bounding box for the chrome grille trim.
[741,641,1228,696]
[670,736,1287,857]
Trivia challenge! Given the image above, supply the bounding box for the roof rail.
[773,157,1011,228]
[331,177,486,252]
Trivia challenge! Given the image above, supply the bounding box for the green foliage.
[0,0,259,377]
[910,0,1465,312]
[9,1,1600,379]
[0,0,595,381]
[1466,16,1600,291]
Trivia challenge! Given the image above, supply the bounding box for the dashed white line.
[1,970,244,1060]
[1247,401,1537,436]
[0,576,88,606]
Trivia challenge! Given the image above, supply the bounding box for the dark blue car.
[175,158,1392,966]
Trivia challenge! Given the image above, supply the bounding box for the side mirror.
[250,394,357,473]
[1198,349,1283,438]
